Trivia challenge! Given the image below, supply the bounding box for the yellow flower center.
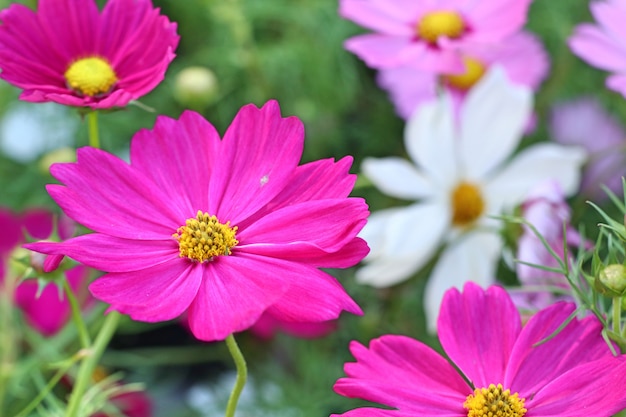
[451,181,484,227]
[442,57,487,91]
[173,211,239,262]
[64,56,118,97]
[464,384,527,417]
[417,11,466,44]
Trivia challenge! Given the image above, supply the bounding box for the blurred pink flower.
[0,207,91,336]
[340,0,532,73]
[512,181,586,312]
[549,97,626,200]
[250,312,336,340]
[26,101,368,342]
[0,0,179,109]
[92,389,152,417]
[378,32,549,119]
[333,283,626,416]
[569,0,626,98]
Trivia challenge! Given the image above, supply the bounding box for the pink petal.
[25,234,177,273]
[238,199,368,253]
[569,24,626,72]
[334,336,469,414]
[504,302,613,396]
[339,0,415,35]
[590,0,626,44]
[208,101,305,224]
[48,147,183,239]
[241,237,369,269]
[185,253,290,341]
[90,259,202,322]
[465,0,531,41]
[344,34,416,69]
[0,208,22,253]
[438,283,521,388]
[528,356,626,416]
[264,261,362,322]
[21,209,54,240]
[37,0,99,58]
[130,111,220,216]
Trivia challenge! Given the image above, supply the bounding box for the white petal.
[357,202,449,287]
[484,143,587,212]
[362,157,435,200]
[405,93,458,187]
[424,231,502,332]
[459,67,533,180]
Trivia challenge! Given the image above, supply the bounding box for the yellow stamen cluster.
[417,11,466,44]
[451,181,485,227]
[464,383,527,417]
[64,56,118,97]
[443,57,487,91]
[173,211,238,262]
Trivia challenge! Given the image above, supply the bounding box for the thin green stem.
[87,111,100,149]
[224,334,247,417]
[613,297,622,336]
[65,311,120,417]
[63,279,91,349]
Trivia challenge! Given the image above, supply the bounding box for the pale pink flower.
[378,32,549,119]
[26,101,368,342]
[333,283,626,416]
[549,97,626,200]
[512,181,585,312]
[0,0,179,109]
[340,0,532,73]
[569,0,626,98]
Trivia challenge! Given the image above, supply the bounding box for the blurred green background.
[1,0,624,415]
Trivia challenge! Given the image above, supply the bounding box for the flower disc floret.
[64,57,118,97]
[464,384,527,417]
[417,11,465,44]
[451,181,484,226]
[443,57,486,91]
[173,211,238,262]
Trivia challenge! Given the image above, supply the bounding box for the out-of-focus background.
[0,0,623,415]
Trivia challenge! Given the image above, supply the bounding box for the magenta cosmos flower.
[333,282,626,416]
[569,0,626,98]
[26,101,369,342]
[378,31,549,119]
[0,207,91,336]
[0,0,179,109]
[340,0,532,73]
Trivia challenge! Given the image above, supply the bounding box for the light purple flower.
[549,97,626,200]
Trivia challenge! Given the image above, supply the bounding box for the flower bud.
[173,66,219,110]
[596,264,626,297]
[39,147,76,174]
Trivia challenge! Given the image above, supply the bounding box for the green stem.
[224,334,247,417]
[613,297,622,336]
[87,111,100,149]
[65,311,120,417]
[63,279,91,349]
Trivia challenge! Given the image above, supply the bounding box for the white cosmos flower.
[357,68,586,330]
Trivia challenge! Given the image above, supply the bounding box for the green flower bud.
[596,264,626,297]
[174,66,219,110]
[39,147,76,175]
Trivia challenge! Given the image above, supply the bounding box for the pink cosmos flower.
[0,207,91,336]
[340,0,532,73]
[0,0,179,109]
[333,282,626,416]
[549,97,626,200]
[378,32,549,119]
[512,181,585,312]
[26,101,369,342]
[569,0,626,98]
